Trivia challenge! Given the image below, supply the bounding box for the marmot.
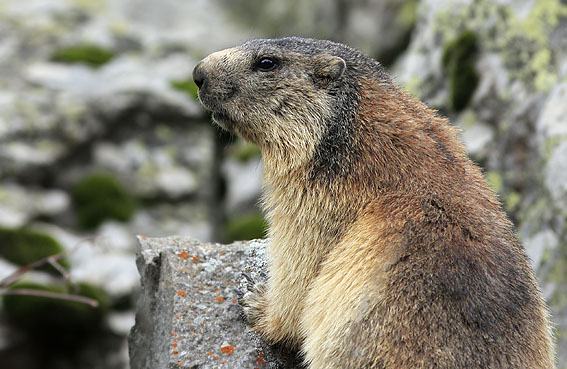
[192,37,555,369]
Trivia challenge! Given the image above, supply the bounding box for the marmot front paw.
[239,272,269,329]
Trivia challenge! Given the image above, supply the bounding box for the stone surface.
[129,236,303,369]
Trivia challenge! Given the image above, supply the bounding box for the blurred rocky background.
[0,0,565,368]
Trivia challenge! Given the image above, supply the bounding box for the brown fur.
[193,37,555,369]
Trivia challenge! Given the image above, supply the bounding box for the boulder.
[129,236,303,369]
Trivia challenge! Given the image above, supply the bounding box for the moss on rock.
[2,281,109,343]
[226,213,268,242]
[71,172,137,230]
[485,171,503,194]
[230,141,262,162]
[51,43,115,67]
[434,0,567,93]
[0,228,68,273]
[170,78,199,100]
[378,0,419,67]
[442,30,479,111]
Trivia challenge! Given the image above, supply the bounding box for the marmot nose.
[192,62,206,89]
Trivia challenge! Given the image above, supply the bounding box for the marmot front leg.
[240,273,305,349]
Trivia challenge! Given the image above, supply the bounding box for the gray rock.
[536,83,567,142]
[222,157,264,214]
[0,183,70,227]
[545,142,567,207]
[524,228,559,272]
[129,236,303,369]
[459,115,494,158]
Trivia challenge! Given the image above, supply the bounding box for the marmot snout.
[193,37,555,369]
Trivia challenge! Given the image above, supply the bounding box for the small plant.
[0,238,98,308]
[226,213,268,242]
[0,239,105,345]
[71,172,137,230]
[231,141,262,162]
[442,30,479,112]
[170,78,199,100]
[0,228,69,274]
[3,281,107,336]
[51,43,115,67]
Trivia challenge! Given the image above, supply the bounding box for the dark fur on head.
[193,38,389,178]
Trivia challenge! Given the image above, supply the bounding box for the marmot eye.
[255,57,279,72]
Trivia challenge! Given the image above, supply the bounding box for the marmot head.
[193,38,387,165]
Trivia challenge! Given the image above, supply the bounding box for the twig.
[0,288,99,308]
[0,236,100,307]
[0,236,97,288]
[0,252,67,288]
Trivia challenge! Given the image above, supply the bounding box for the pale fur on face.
[196,46,342,170]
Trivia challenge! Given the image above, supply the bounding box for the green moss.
[402,76,423,98]
[226,213,268,242]
[397,0,419,28]
[170,78,199,100]
[71,172,137,230]
[442,30,479,111]
[2,281,108,342]
[70,0,106,12]
[461,111,477,130]
[531,48,555,91]
[485,171,503,194]
[379,0,419,67]
[0,228,68,273]
[547,243,567,306]
[51,43,115,67]
[231,141,261,162]
[504,191,521,212]
[434,0,566,93]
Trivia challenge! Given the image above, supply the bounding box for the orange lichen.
[173,350,179,355]
[216,296,224,302]
[220,345,235,355]
[214,355,219,360]
[207,351,214,355]
[177,250,189,259]
[172,343,178,348]
[192,256,200,263]
[140,235,147,240]
[256,357,266,365]
[170,332,176,337]
[213,289,220,293]
[177,290,186,297]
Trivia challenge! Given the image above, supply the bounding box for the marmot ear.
[314,54,346,81]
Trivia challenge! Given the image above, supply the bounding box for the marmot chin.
[192,37,555,369]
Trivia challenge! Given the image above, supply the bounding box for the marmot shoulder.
[193,37,555,369]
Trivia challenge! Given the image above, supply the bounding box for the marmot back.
[193,37,555,369]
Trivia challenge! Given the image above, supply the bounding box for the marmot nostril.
[192,64,205,89]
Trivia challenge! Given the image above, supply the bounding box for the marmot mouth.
[212,111,237,131]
